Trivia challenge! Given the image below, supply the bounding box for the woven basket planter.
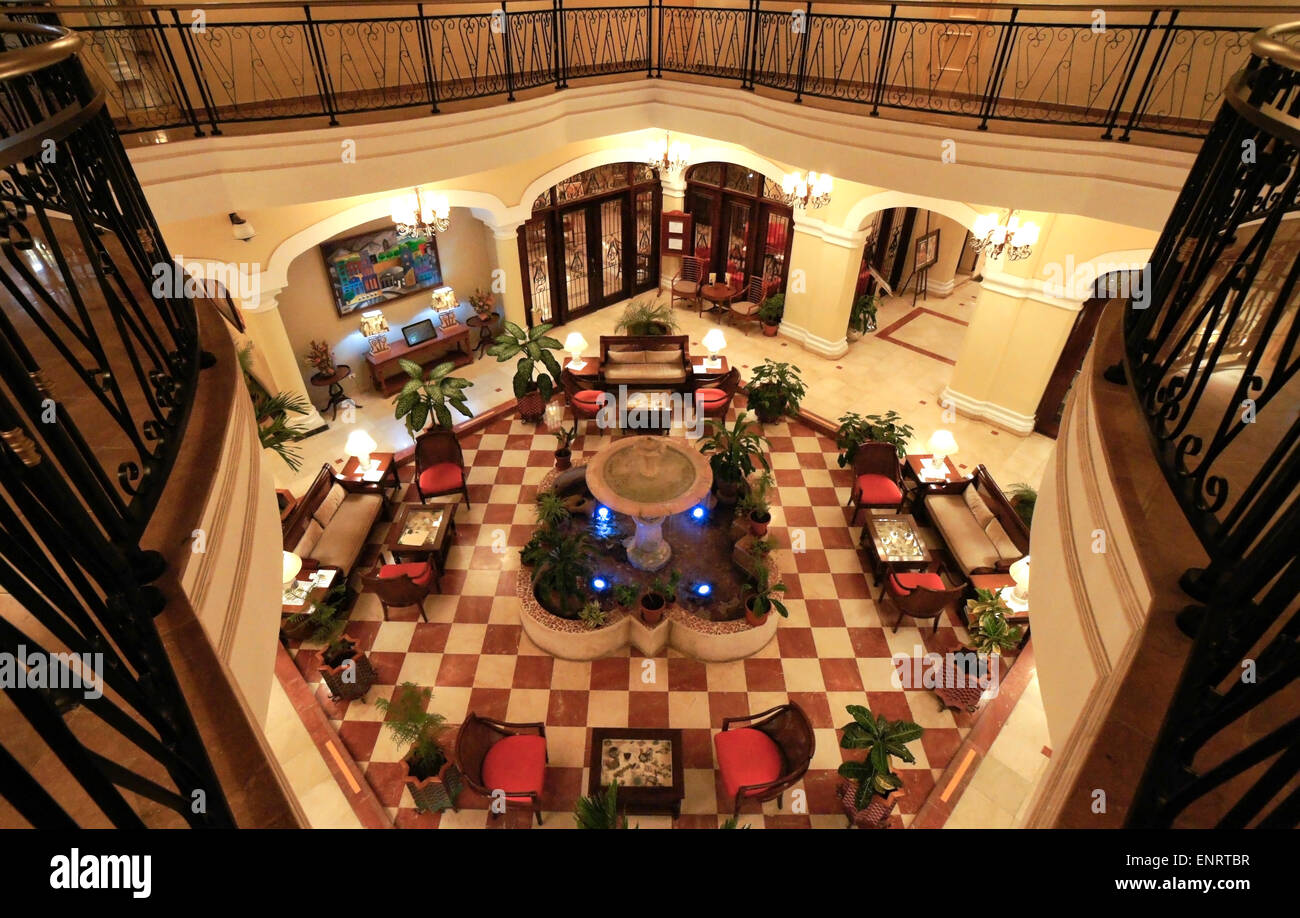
[317,636,378,702]
[403,755,464,814]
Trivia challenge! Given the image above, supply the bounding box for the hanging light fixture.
[646,132,690,176]
[781,171,833,210]
[970,209,1039,261]
[391,187,450,238]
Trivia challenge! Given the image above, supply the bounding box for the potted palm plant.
[1006,482,1037,528]
[530,531,593,618]
[756,293,784,336]
[743,564,788,627]
[737,471,774,536]
[614,292,677,336]
[835,410,914,465]
[239,345,310,471]
[837,705,923,818]
[574,781,630,829]
[486,321,564,422]
[393,358,474,437]
[847,292,879,339]
[745,359,806,424]
[698,412,771,507]
[375,682,462,813]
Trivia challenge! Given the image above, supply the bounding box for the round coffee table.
[700,283,734,316]
[585,436,713,571]
[311,364,356,420]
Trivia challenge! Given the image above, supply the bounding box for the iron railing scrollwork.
[0,23,234,826]
[0,2,1286,145]
[1121,23,1300,829]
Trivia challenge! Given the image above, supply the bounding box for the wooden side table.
[466,312,501,359]
[311,365,357,420]
[563,356,602,378]
[339,452,400,495]
[700,282,734,317]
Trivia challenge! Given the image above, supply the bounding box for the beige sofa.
[282,464,385,573]
[599,335,690,386]
[925,465,1030,577]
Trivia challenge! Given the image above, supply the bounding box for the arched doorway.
[683,162,793,292]
[519,162,660,326]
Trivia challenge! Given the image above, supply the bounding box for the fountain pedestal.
[625,514,671,571]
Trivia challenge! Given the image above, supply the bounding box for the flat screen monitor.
[402,318,437,347]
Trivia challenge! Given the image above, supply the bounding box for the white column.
[236,287,327,431]
[659,172,687,293]
[485,218,530,328]
[779,210,868,359]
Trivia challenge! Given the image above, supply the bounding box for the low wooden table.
[382,498,459,587]
[903,454,970,509]
[563,355,602,378]
[338,452,400,495]
[365,324,472,395]
[690,355,730,380]
[860,513,933,583]
[588,727,685,819]
[700,282,734,316]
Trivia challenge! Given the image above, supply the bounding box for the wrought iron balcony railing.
[1119,22,1300,828]
[3,1,1288,145]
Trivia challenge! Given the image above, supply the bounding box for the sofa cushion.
[695,388,729,408]
[927,493,1001,574]
[573,389,607,410]
[730,299,760,316]
[481,734,547,803]
[644,348,682,365]
[293,519,324,559]
[604,364,686,383]
[985,518,1020,559]
[605,349,645,365]
[312,493,384,571]
[963,486,995,529]
[313,483,348,527]
[714,727,784,801]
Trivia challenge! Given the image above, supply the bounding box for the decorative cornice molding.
[939,385,1035,434]
[792,213,867,249]
[980,268,1084,312]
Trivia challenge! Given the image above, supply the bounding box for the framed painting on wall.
[320,228,443,317]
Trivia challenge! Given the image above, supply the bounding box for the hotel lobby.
[0,2,1296,836]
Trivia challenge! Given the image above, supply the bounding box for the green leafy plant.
[486,321,564,402]
[835,410,915,464]
[530,531,594,618]
[374,682,449,778]
[612,583,640,608]
[468,287,496,317]
[750,535,776,557]
[1006,482,1037,529]
[964,587,1011,628]
[848,292,879,336]
[534,488,570,530]
[719,816,749,829]
[699,412,771,488]
[238,345,310,471]
[394,359,474,435]
[580,600,608,630]
[574,781,630,829]
[614,292,677,336]
[745,358,806,423]
[756,292,785,326]
[649,570,682,604]
[837,705,923,809]
[283,582,348,643]
[737,471,774,519]
[969,605,1024,656]
[744,564,789,619]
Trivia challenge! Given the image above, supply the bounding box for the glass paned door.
[760,208,791,288]
[562,207,591,316]
[599,198,626,305]
[524,219,553,325]
[722,200,753,289]
[634,189,655,288]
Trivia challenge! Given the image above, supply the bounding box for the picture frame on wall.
[320,228,443,317]
[914,229,940,272]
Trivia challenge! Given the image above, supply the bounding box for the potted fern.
[835,410,914,465]
[375,683,462,813]
[737,471,774,536]
[1006,482,1037,529]
[745,358,806,424]
[614,292,677,336]
[281,581,347,644]
[486,321,564,422]
[837,705,923,821]
[574,781,630,829]
[393,358,474,438]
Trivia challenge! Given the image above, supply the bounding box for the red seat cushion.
[481,734,547,803]
[854,474,902,505]
[418,462,463,495]
[695,388,728,407]
[573,390,607,411]
[378,562,433,587]
[888,572,945,595]
[714,727,784,801]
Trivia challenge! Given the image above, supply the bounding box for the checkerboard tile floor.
[287,398,978,828]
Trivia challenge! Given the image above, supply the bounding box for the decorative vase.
[402,755,463,814]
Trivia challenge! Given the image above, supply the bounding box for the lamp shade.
[563,332,588,357]
[1009,555,1030,604]
[282,551,302,587]
[702,328,727,355]
[345,429,377,461]
[430,285,457,311]
[928,429,958,457]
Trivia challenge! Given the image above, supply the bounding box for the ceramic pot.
[761,322,779,337]
[640,593,666,625]
[555,448,572,470]
[749,511,771,537]
[744,596,768,628]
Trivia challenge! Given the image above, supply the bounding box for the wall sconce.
[563,332,589,371]
[701,328,727,369]
[229,212,256,242]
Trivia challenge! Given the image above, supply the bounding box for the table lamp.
[564,332,589,372]
[430,285,456,312]
[359,308,389,338]
[926,429,958,475]
[281,550,302,587]
[345,429,378,473]
[1005,555,1030,611]
[701,328,727,370]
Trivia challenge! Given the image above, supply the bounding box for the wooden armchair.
[727,275,767,334]
[456,713,548,825]
[414,429,469,508]
[670,254,704,310]
[561,369,610,439]
[847,441,905,522]
[713,702,814,817]
[360,560,438,621]
[692,367,740,420]
[878,563,964,634]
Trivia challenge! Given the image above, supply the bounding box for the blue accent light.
[596,505,612,521]
[592,577,608,591]
[696,583,712,596]
[690,505,706,521]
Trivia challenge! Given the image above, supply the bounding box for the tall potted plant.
[835,410,914,465]
[1006,482,1037,529]
[847,292,879,339]
[486,321,564,422]
[698,412,771,506]
[393,358,474,437]
[530,531,593,618]
[757,293,784,336]
[837,705,923,816]
[239,344,310,471]
[375,682,462,813]
[745,359,807,424]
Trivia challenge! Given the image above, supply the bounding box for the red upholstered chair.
[561,369,609,439]
[878,566,965,634]
[693,367,740,420]
[414,429,469,508]
[847,441,905,523]
[713,702,814,817]
[361,561,437,621]
[455,713,548,825]
[671,254,704,310]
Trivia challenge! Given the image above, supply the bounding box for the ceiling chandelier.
[391,187,450,238]
[781,171,833,209]
[970,209,1039,261]
[646,132,689,176]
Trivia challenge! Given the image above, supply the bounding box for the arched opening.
[519,162,661,326]
[683,162,793,293]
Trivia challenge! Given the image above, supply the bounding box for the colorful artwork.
[321,229,443,316]
[914,229,940,272]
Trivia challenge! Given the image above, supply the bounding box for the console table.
[365,325,472,395]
